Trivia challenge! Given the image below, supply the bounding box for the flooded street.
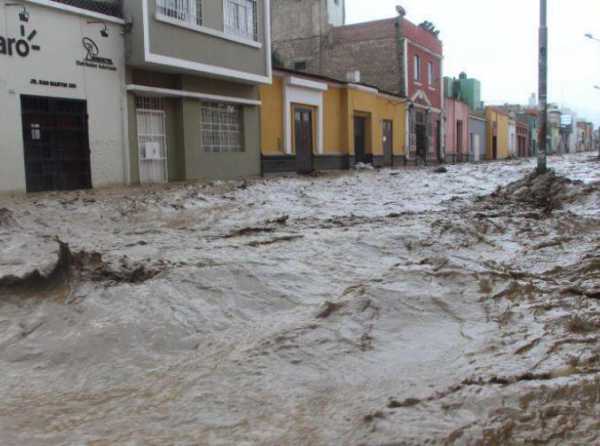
[1,154,600,445]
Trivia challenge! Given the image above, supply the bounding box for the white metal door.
[472,134,481,162]
[137,109,168,184]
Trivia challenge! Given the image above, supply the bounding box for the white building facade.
[0,0,127,193]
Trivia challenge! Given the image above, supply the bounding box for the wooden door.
[294,107,314,174]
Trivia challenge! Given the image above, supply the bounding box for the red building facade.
[401,14,444,163]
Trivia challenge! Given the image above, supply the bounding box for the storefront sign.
[76,37,116,71]
[0,25,40,57]
[30,79,77,89]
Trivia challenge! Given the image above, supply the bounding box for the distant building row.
[269,0,596,172]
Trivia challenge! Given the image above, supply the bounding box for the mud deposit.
[1,154,599,445]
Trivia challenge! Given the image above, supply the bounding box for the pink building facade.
[444,98,470,162]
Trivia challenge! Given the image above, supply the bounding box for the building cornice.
[23,0,126,24]
[126,84,262,106]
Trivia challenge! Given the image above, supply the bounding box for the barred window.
[224,0,258,41]
[157,0,202,26]
[200,103,244,153]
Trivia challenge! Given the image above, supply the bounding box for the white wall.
[283,77,327,155]
[0,1,127,192]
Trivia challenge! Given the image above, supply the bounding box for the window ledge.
[155,13,262,49]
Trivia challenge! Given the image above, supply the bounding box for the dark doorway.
[293,106,314,174]
[456,120,464,162]
[354,116,368,164]
[21,95,91,193]
[436,119,442,162]
[382,120,393,167]
[416,124,427,162]
[492,136,498,160]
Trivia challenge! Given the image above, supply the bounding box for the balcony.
[50,0,122,18]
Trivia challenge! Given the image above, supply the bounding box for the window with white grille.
[157,0,202,26]
[224,0,257,41]
[200,103,244,153]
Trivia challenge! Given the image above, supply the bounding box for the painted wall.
[323,86,347,154]
[486,108,510,160]
[129,70,261,182]
[346,87,406,160]
[0,1,127,193]
[259,76,285,155]
[404,20,443,110]
[445,98,470,161]
[259,74,406,164]
[459,77,481,111]
[469,116,486,162]
[124,0,270,82]
[182,100,261,180]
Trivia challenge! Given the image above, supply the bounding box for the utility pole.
[537,0,548,174]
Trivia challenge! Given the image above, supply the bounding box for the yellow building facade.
[485,107,511,160]
[260,70,407,173]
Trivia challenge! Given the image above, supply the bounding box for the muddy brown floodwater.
[1,154,599,445]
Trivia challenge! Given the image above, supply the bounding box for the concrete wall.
[271,0,328,73]
[0,0,127,193]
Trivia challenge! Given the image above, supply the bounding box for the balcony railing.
[50,0,122,18]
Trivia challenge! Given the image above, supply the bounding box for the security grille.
[224,0,257,41]
[156,0,202,26]
[136,97,168,184]
[199,103,243,153]
[51,0,122,18]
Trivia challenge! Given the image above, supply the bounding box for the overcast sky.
[347,0,600,125]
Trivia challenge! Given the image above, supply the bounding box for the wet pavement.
[0,154,599,445]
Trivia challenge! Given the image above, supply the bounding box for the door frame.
[20,95,91,193]
[136,107,168,184]
[290,103,317,155]
[353,112,371,164]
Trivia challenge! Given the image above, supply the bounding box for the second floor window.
[428,62,433,85]
[414,55,421,81]
[225,0,258,41]
[157,0,202,26]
